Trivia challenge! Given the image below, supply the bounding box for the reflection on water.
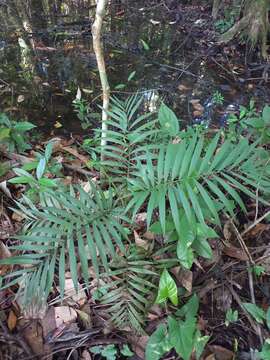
[0,0,269,135]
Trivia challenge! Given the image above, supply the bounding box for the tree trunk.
[92,0,110,160]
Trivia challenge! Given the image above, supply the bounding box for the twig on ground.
[241,209,270,237]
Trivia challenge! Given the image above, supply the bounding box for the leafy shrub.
[0,113,35,152]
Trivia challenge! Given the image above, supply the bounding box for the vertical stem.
[92,0,110,161]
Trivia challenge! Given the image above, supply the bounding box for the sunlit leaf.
[155,269,178,306]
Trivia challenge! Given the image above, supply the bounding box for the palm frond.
[0,184,128,299]
[99,255,158,333]
[128,134,270,234]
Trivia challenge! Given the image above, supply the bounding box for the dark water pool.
[0,0,269,137]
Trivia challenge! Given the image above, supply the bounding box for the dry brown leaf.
[208,345,234,360]
[62,146,89,164]
[7,310,17,331]
[193,110,204,117]
[223,245,249,261]
[11,211,24,222]
[178,268,193,293]
[215,287,232,311]
[57,278,87,306]
[18,319,45,355]
[247,223,269,237]
[54,306,77,327]
[81,350,92,360]
[223,220,232,241]
[0,240,11,276]
[128,334,149,359]
[134,230,149,250]
[205,355,215,360]
[178,84,191,91]
[143,231,155,240]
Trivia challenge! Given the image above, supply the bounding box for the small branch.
[92,0,110,162]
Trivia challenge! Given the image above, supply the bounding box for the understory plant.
[1,95,270,345]
[0,113,35,152]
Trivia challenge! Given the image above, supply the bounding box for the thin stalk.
[92,0,110,162]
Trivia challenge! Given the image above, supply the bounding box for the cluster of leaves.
[226,100,270,143]
[1,95,270,355]
[146,295,209,360]
[0,113,35,152]
[8,141,62,201]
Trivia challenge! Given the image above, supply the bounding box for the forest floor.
[0,1,270,360]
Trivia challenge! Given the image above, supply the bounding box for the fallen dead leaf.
[62,146,89,165]
[81,350,92,360]
[134,230,149,250]
[0,240,11,276]
[18,319,45,355]
[58,278,87,307]
[247,223,269,237]
[7,309,17,331]
[54,306,77,327]
[223,245,249,261]
[178,84,191,91]
[178,268,193,293]
[208,345,234,360]
[143,231,155,240]
[205,355,215,360]
[215,287,232,311]
[128,334,149,359]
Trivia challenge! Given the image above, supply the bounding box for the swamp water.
[0,0,269,137]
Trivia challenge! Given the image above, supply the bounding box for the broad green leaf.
[158,103,179,136]
[266,307,270,330]
[121,344,134,357]
[8,176,34,184]
[45,142,54,161]
[177,241,194,269]
[194,331,210,359]
[0,128,10,140]
[39,178,57,187]
[168,316,197,360]
[243,118,264,128]
[192,237,212,259]
[127,71,136,82]
[36,158,46,180]
[262,105,270,124]
[13,121,36,132]
[242,303,265,324]
[155,269,178,306]
[176,294,199,319]
[145,324,172,360]
[140,39,150,51]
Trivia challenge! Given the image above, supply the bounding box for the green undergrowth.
[1,95,270,358]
